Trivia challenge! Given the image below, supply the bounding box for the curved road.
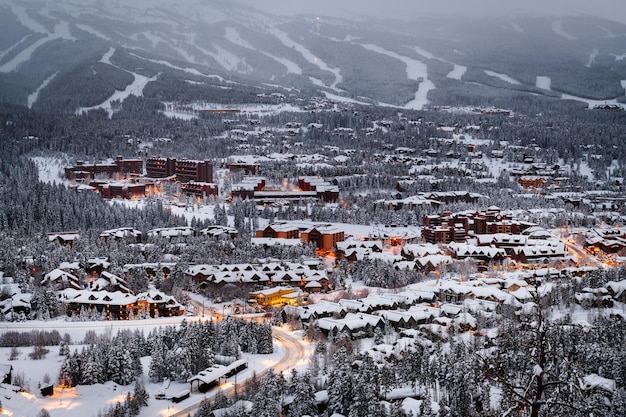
[169,325,307,417]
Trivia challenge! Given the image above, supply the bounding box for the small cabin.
[172,389,190,403]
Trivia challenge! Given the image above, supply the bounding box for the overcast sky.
[232,0,626,24]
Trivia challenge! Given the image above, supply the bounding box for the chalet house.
[511,244,567,265]
[41,268,81,291]
[585,228,626,254]
[99,227,142,242]
[401,244,442,260]
[0,291,32,318]
[304,276,330,293]
[415,255,452,272]
[575,287,613,308]
[281,300,347,323]
[380,195,441,211]
[212,270,269,288]
[468,286,511,304]
[123,262,175,280]
[340,247,371,262]
[377,310,417,329]
[378,306,439,329]
[136,290,183,317]
[437,282,485,304]
[229,162,259,175]
[317,312,384,338]
[89,271,131,293]
[424,191,485,204]
[248,286,308,307]
[85,256,110,272]
[184,264,217,286]
[47,231,80,247]
[336,240,383,261]
[402,289,438,305]
[148,226,196,239]
[62,289,138,320]
[359,295,398,311]
[448,243,507,264]
[61,289,181,320]
[605,280,626,303]
[478,234,528,255]
[201,225,239,239]
[337,298,368,313]
[186,261,329,295]
[519,176,547,189]
[454,312,477,332]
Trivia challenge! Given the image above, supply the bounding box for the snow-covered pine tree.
[251,369,282,417]
[82,355,104,385]
[256,322,273,354]
[349,356,385,417]
[286,372,317,417]
[326,347,354,416]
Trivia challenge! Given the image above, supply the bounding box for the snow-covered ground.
[361,43,435,110]
[0,34,31,62]
[446,64,467,80]
[201,43,252,73]
[0,6,76,73]
[28,72,59,108]
[536,75,552,90]
[127,52,233,83]
[322,91,372,106]
[76,72,158,118]
[535,74,626,109]
[552,18,577,40]
[561,92,626,110]
[75,24,112,41]
[0,36,54,73]
[412,45,466,81]
[30,155,67,185]
[162,110,199,120]
[268,26,343,91]
[162,100,304,118]
[75,48,159,118]
[224,26,302,75]
[586,48,599,67]
[484,69,521,85]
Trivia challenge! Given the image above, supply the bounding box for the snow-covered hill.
[1,0,625,114]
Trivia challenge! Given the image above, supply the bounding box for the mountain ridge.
[1,0,625,114]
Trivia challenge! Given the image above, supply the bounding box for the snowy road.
[168,326,307,417]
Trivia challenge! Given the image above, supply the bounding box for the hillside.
[1,0,625,115]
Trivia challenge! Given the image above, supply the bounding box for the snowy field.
[360,43,434,110]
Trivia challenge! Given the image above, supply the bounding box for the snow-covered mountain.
[1,0,626,113]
